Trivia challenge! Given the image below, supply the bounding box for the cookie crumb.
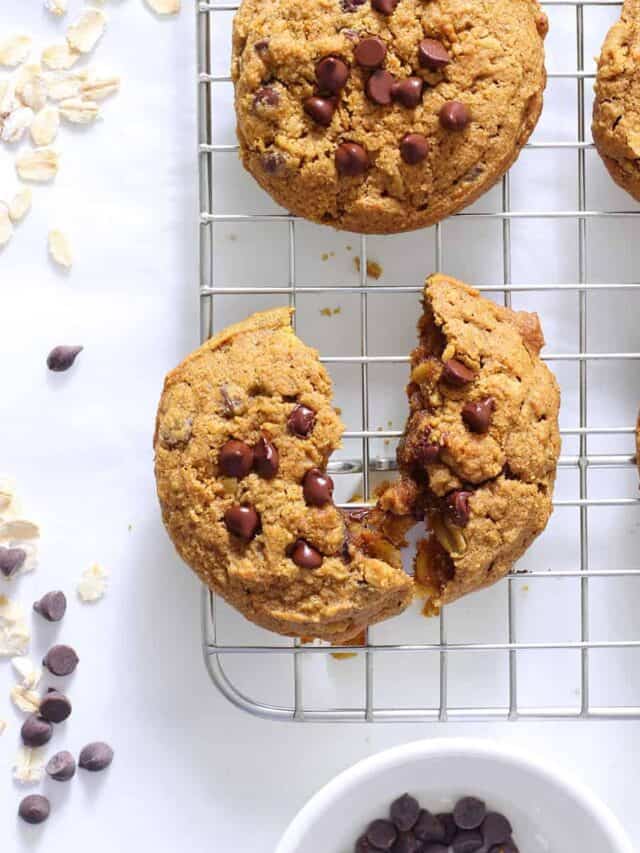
[354,257,383,279]
[321,252,329,261]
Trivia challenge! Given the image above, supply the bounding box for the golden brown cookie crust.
[154,308,412,643]
[232,0,547,234]
[379,274,561,612]
[593,0,640,201]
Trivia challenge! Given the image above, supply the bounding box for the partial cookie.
[593,0,640,201]
[232,0,547,234]
[154,308,412,642]
[379,274,561,613]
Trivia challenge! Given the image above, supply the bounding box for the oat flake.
[9,189,32,223]
[145,0,182,14]
[45,68,88,100]
[42,42,81,71]
[81,74,120,101]
[1,106,34,144]
[10,686,41,714]
[31,106,60,146]
[0,207,13,248]
[0,596,30,657]
[12,656,42,689]
[13,747,45,785]
[0,35,32,68]
[16,147,59,182]
[59,96,99,124]
[67,9,107,54]
[77,562,109,602]
[44,0,68,16]
[49,229,73,268]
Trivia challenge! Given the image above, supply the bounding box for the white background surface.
[2,2,640,851]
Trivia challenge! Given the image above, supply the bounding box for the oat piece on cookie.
[231,0,548,234]
[379,274,561,614]
[154,308,412,643]
[593,0,640,201]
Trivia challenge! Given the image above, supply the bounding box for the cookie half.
[379,274,561,613]
[154,308,412,642]
[593,0,640,201]
[232,0,548,234]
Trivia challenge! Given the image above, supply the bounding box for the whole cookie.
[593,0,640,201]
[379,274,561,613]
[154,308,412,642]
[232,0,548,234]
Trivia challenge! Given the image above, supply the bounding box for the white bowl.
[276,738,633,853]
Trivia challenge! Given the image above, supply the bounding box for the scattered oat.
[0,519,40,540]
[77,563,109,602]
[44,0,68,16]
[145,0,182,14]
[0,596,30,657]
[0,206,13,248]
[48,229,73,268]
[16,64,47,111]
[45,68,88,100]
[42,42,81,71]
[353,257,383,280]
[1,106,34,144]
[16,147,59,182]
[0,719,6,736]
[12,656,42,689]
[67,9,107,54]
[59,96,99,124]
[0,35,32,68]
[0,476,14,512]
[13,747,46,785]
[11,686,41,714]
[31,106,60,146]
[81,73,120,101]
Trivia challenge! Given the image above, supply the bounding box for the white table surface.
[2,2,639,851]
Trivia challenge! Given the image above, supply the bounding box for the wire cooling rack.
[196,0,640,721]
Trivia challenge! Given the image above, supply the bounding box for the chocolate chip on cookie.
[304,95,337,126]
[366,69,395,105]
[303,468,334,506]
[354,36,387,68]
[444,490,473,527]
[261,151,287,176]
[253,86,280,110]
[253,435,279,477]
[224,505,260,541]
[371,0,398,13]
[219,439,254,478]
[418,38,450,71]
[289,538,323,569]
[316,56,349,93]
[439,100,470,130]
[288,404,316,436]
[254,38,269,54]
[341,0,367,11]
[441,358,475,386]
[400,133,429,164]
[335,142,370,176]
[461,398,495,433]
[391,77,423,108]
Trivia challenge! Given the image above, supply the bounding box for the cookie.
[231,0,547,234]
[379,274,561,613]
[592,0,640,202]
[154,308,412,643]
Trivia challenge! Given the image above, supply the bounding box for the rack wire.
[196,0,640,721]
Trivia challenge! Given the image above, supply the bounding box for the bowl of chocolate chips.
[276,739,632,853]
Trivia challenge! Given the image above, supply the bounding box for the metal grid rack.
[196,0,640,721]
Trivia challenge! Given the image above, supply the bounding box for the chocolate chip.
[354,36,387,68]
[303,468,334,506]
[390,793,420,831]
[444,490,472,527]
[441,358,475,386]
[489,843,518,853]
[366,69,394,105]
[355,837,375,853]
[439,100,470,131]
[461,397,495,434]
[335,142,370,176]
[366,819,397,850]
[33,590,67,622]
[47,345,83,372]
[0,545,26,578]
[219,439,254,478]
[316,56,349,94]
[261,151,287,176]
[371,0,398,14]
[287,403,316,436]
[400,132,429,165]
[341,0,366,11]
[304,95,337,126]
[289,538,323,569]
[253,86,279,110]
[413,433,440,465]
[254,39,269,54]
[79,741,114,772]
[21,715,53,747]
[40,690,72,723]
[42,644,79,676]
[482,813,512,847]
[414,810,446,843]
[46,750,76,781]
[253,435,279,478]
[224,505,260,541]
[454,797,486,830]
[436,813,457,844]
[452,830,484,853]
[423,846,449,853]
[393,832,422,853]
[418,38,450,70]
[391,77,423,108]
[18,794,50,824]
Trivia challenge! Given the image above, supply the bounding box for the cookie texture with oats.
[231,0,547,234]
[593,0,640,202]
[154,308,412,642]
[379,274,560,613]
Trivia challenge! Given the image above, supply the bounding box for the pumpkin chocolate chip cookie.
[379,274,561,614]
[593,0,640,202]
[154,308,412,643]
[231,0,548,234]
